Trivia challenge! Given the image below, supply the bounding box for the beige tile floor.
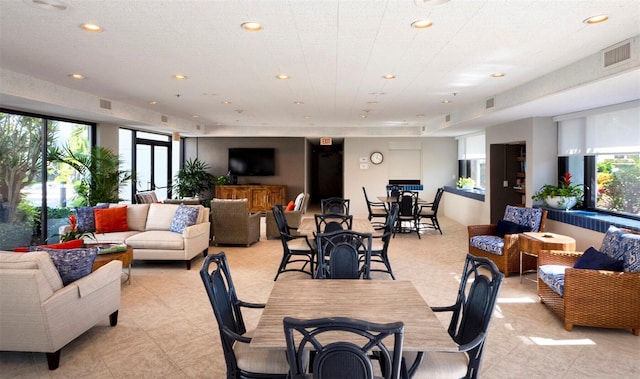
[1,214,639,378]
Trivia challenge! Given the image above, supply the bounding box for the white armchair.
[0,251,121,369]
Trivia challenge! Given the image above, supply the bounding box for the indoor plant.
[457,177,475,190]
[174,158,215,199]
[532,172,583,210]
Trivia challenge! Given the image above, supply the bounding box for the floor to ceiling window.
[0,110,93,249]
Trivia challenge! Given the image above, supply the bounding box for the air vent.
[99,99,111,110]
[161,115,168,123]
[486,97,495,109]
[603,41,631,68]
[196,124,201,130]
[445,114,451,123]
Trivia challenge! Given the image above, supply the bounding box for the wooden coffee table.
[519,232,576,283]
[91,245,133,285]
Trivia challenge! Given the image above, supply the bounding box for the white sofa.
[0,251,121,370]
[61,203,211,270]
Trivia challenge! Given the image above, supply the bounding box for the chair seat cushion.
[287,238,314,252]
[234,330,290,375]
[469,235,505,255]
[404,351,468,379]
[539,265,569,296]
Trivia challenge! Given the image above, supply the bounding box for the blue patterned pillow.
[600,226,626,261]
[503,205,543,232]
[169,204,199,233]
[620,232,640,272]
[30,247,98,286]
[76,204,109,232]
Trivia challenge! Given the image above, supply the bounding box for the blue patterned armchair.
[468,205,547,276]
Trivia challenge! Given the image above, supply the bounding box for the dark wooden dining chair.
[417,187,444,235]
[368,203,399,279]
[394,191,420,238]
[272,204,316,280]
[314,213,353,234]
[283,316,405,379]
[200,252,289,379]
[321,197,350,215]
[362,186,388,229]
[315,230,372,279]
[403,254,504,379]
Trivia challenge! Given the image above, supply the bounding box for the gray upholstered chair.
[211,199,261,246]
[265,192,310,239]
[0,251,121,370]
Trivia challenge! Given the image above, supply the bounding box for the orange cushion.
[13,238,85,252]
[286,200,295,211]
[94,206,129,233]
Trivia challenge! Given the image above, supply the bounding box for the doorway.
[134,133,172,201]
[310,142,343,205]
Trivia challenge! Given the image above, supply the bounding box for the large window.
[457,134,486,190]
[557,100,639,219]
[0,110,93,249]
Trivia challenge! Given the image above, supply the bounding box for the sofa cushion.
[600,225,626,261]
[494,219,531,238]
[30,247,98,286]
[91,231,139,244]
[76,204,109,232]
[126,204,150,231]
[294,193,305,212]
[95,206,129,233]
[469,235,505,255]
[125,230,184,250]
[286,200,295,211]
[146,203,179,231]
[0,251,64,292]
[503,205,543,232]
[573,246,624,271]
[620,232,640,272]
[170,204,200,233]
[538,265,569,296]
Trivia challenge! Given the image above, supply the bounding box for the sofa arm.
[74,260,122,298]
[468,224,496,238]
[182,222,210,239]
[539,249,582,266]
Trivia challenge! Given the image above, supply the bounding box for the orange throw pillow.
[94,206,129,233]
[285,200,295,211]
[13,238,84,252]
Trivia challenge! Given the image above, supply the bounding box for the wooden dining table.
[296,216,376,236]
[250,279,457,352]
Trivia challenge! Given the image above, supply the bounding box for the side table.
[519,232,576,283]
[91,245,133,285]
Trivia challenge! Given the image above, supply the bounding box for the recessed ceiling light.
[81,23,102,32]
[222,101,232,104]
[191,115,199,118]
[149,101,157,105]
[382,74,396,80]
[491,72,505,78]
[241,22,262,31]
[68,73,84,79]
[26,0,68,11]
[411,19,433,29]
[293,101,304,105]
[360,114,368,118]
[174,74,187,80]
[442,100,452,104]
[583,14,608,24]
[276,74,290,80]
[303,115,311,119]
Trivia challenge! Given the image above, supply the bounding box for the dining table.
[296,216,376,236]
[250,279,457,352]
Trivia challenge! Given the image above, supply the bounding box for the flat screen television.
[228,148,275,176]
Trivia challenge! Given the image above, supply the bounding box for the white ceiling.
[1,0,639,138]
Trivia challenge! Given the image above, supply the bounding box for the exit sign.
[320,137,332,145]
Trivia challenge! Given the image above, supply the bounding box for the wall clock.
[370,151,384,165]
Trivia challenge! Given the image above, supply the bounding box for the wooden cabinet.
[215,185,286,213]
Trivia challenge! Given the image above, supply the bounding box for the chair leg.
[109,310,119,326]
[46,350,61,370]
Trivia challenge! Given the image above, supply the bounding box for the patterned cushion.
[470,235,505,255]
[75,204,109,232]
[538,265,569,296]
[169,204,200,233]
[620,232,640,272]
[30,247,98,286]
[503,205,543,232]
[600,226,627,261]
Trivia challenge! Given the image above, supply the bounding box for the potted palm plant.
[532,172,583,210]
[174,158,215,199]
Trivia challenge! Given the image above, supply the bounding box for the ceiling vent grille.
[445,114,451,123]
[99,99,111,110]
[486,97,495,109]
[161,115,168,123]
[603,41,631,68]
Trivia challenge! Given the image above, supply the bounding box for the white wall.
[441,193,487,226]
[96,123,120,154]
[344,137,457,218]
